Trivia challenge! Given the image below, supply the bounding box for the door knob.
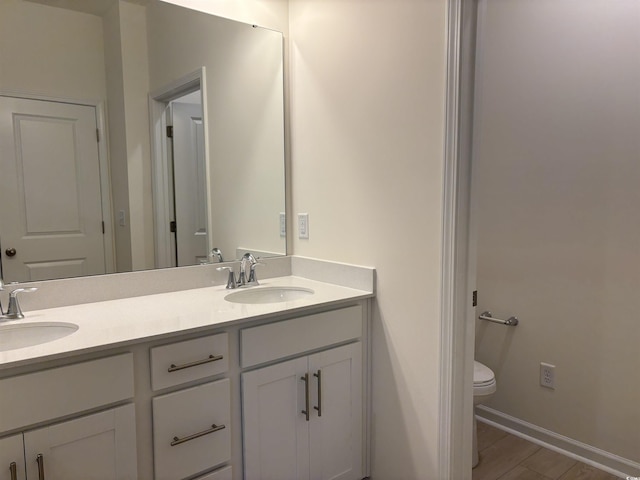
[5,248,16,257]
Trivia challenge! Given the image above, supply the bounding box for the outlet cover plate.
[540,362,555,389]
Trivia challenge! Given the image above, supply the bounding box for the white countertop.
[0,276,373,370]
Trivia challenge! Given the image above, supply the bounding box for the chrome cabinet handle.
[313,370,322,417]
[36,454,45,480]
[168,354,223,372]
[9,462,17,480]
[301,373,310,421]
[170,423,225,446]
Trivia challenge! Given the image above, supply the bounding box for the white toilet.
[472,361,497,468]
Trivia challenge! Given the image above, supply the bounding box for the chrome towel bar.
[479,311,519,326]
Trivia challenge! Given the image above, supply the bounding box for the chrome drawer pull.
[313,370,322,417]
[168,354,223,372]
[301,373,310,421]
[36,454,45,480]
[170,423,226,446]
[9,462,17,480]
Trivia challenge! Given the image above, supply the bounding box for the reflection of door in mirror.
[0,96,110,282]
[167,92,208,267]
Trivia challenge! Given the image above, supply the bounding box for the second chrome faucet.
[217,253,263,289]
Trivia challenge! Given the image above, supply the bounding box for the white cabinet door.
[23,404,137,480]
[242,343,363,480]
[309,343,362,480]
[242,356,310,480]
[0,434,25,480]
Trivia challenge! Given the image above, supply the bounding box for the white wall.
[474,0,640,466]
[289,1,448,477]
[0,0,106,100]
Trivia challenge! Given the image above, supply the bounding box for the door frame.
[439,0,478,478]
[0,91,116,275]
[148,67,209,269]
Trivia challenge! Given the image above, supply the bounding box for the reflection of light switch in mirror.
[280,212,286,237]
[298,213,309,239]
[118,210,126,227]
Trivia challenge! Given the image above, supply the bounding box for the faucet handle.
[5,287,37,319]
[247,262,264,286]
[216,267,237,289]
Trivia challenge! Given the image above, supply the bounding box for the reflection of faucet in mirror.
[209,248,224,263]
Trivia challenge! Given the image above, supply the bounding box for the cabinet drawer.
[150,333,228,391]
[0,353,133,433]
[195,465,232,480]
[240,305,362,367]
[152,379,231,480]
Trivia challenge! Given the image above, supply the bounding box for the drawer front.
[150,333,228,391]
[0,353,133,433]
[153,379,231,480]
[194,465,232,480]
[240,305,362,367]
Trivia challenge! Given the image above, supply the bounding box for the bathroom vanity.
[0,260,374,480]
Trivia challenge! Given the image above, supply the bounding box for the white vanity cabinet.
[150,333,232,480]
[0,354,137,480]
[0,434,25,480]
[241,306,364,480]
[23,404,137,480]
[0,405,137,480]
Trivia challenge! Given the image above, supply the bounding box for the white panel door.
[23,404,138,480]
[308,343,363,480]
[0,96,106,282]
[0,434,25,480]
[242,356,310,480]
[171,101,207,266]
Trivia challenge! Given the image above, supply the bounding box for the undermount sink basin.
[225,286,314,304]
[0,321,79,352]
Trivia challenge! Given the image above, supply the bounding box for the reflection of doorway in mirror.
[167,91,208,267]
[0,96,112,282]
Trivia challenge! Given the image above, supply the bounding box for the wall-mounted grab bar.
[479,311,519,326]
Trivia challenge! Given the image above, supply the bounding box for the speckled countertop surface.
[0,276,373,370]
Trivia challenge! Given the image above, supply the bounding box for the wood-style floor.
[472,421,621,480]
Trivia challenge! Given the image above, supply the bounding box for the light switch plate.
[298,213,309,239]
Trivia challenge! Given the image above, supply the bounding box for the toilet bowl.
[472,361,496,468]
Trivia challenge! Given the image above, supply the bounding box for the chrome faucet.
[0,243,38,320]
[2,288,38,320]
[0,285,38,320]
[216,253,263,289]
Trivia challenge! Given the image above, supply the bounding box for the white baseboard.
[476,406,640,479]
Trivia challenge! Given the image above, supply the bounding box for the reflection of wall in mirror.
[159,0,289,34]
[0,0,286,279]
[146,1,286,260]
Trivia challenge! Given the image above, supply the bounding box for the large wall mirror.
[0,0,286,283]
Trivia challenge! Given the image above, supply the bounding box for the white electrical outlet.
[540,362,555,389]
[279,212,286,237]
[298,213,309,239]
